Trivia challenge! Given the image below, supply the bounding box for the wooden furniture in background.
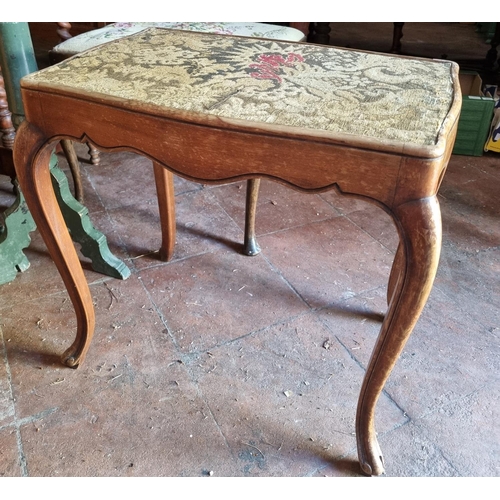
[484,22,500,71]
[0,22,130,283]
[390,22,500,77]
[391,22,405,53]
[14,28,461,476]
[0,72,36,284]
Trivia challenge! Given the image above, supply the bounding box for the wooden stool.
[13,28,461,475]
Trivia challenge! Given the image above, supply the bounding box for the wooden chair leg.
[309,23,331,44]
[153,161,176,262]
[0,74,16,150]
[391,23,405,53]
[60,139,84,202]
[56,22,72,42]
[243,178,261,256]
[88,143,100,166]
[484,22,500,70]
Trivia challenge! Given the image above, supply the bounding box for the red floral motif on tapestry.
[249,53,304,83]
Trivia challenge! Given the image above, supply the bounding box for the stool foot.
[61,349,82,369]
[243,238,261,256]
[61,322,93,368]
[359,438,385,476]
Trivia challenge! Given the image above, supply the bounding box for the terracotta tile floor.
[1,22,499,477]
[1,143,499,477]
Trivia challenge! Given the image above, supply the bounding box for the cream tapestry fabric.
[25,28,455,146]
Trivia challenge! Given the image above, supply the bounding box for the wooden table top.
[22,28,459,156]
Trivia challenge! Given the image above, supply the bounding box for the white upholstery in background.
[52,22,306,57]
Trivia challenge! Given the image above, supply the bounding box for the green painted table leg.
[0,22,130,282]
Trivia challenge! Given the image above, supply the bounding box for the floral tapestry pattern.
[26,28,456,146]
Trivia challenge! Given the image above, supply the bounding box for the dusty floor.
[0,22,499,477]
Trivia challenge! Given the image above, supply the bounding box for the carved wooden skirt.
[13,28,461,475]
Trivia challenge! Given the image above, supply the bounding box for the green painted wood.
[0,22,130,283]
[0,179,36,285]
[0,22,37,128]
[452,96,495,156]
[50,158,131,280]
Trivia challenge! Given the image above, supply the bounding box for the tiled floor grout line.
[412,420,465,476]
[133,265,240,463]
[317,191,398,250]
[130,249,214,273]
[0,275,115,313]
[249,212,344,241]
[312,283,388,315]
[77,158,142,274]
[214,205,396,262]
[133,263,241,461]
[415,388,482,422]
[343,213,398,255]
[432,282,500,343]
[209,183,344,241]
[470,162,500,181]
[134,274,182,356]
[0,325,28,476]
[178,308,316,359]
[323,321,410,420]
[188,187,315,311]
[260,252,313,311]
[195,185,247,236]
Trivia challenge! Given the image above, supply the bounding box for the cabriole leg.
[14,121,95,368]
[153,161,176,262]
[356,196,442,475]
